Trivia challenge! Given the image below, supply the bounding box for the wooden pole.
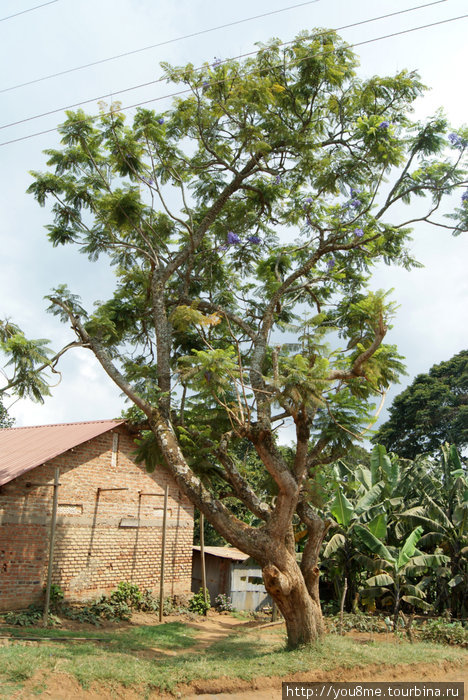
[159,484,169,623]
[200,512,208,614]
[43,467,60,627]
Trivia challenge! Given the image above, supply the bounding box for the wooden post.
[159,483,169,623]
[43,467,60,627]
[339,577,348,636]
[200,512,208,615]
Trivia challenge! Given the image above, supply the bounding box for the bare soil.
[7,612,467,699]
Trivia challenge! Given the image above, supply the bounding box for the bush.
[418,619,468,647]
[188,588,210,615]
[327,613,385,634]
[214,593,234,612]
[4,604,60,627]
[110,581,142,608]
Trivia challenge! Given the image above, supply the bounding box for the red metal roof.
[192,545,249,561]
[0,420,126,486]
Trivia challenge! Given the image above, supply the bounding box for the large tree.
[2,31,467,647]
[374,350,468,458]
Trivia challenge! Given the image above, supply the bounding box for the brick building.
[0,420,194,611]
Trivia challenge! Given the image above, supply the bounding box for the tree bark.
[262,551,324,647]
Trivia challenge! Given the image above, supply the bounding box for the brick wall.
[0,427,194,610]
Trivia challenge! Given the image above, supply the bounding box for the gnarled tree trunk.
[263,555,324,646]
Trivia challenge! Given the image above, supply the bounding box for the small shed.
[192,545,271,611]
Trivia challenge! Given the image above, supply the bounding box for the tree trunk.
[262,553,324,647]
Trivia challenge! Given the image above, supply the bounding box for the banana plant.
[397,444,468,617]
[356,524,449,630]
[322,457,390,611]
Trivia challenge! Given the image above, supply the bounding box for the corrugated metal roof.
[0,419,126,486]
[192,545,249,561]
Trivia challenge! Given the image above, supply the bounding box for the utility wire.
[0,1,452,132]
[1,11,467,149]
[0,0,58,23]
[0,0,322,94]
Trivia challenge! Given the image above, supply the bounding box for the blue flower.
[349,199,361,209]
[202,81,210,88]
[462,190,468,203]
[379,121,390,129]
[354,228,364,237]
[227,231,240,245]
[158,117,165,125]
[212,57,222,68]
[350,188,361,197]
[449,132,465,149]
[248,235,261,245]
[142,177,154,185]
[326,258,335,270]
[275,174,282,185]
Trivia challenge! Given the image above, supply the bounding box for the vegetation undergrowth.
[1,582,196,628]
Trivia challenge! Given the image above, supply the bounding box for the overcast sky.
[0,0,467,434]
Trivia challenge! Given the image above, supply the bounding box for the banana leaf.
[354,525,395,563]
[397,526,423,569]
[323,533,346,558]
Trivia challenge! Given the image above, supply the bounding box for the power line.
[0,0,322,94]
[0,1,451,132]
[1,11,467,149]
[0,0,58,23]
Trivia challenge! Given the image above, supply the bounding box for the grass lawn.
[0,621,466,696]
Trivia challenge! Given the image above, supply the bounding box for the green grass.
[0,623,465,697]
[0,621,196,652]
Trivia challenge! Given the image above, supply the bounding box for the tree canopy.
[374,350,468,458]
[2,30,467,646]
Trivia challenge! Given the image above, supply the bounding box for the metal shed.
[192,545,271,611]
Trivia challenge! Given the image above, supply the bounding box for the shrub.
[188,588,210,615]
[4,605,60,627]
[418,619,468,647]
[214,593,234,612]
[327,612,385,634]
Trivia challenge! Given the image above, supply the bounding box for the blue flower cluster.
[354,228,364,238]
[461,190,468,203]
[379,121,390,129]
[158,118,165,125]
[212,57,222,68]
[225,232,261,246]
[449,133,466,149]
[326,258,336,270]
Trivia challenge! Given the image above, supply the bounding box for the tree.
[357,525,448,631]
[0,396,14,428]
[2,31,467,647]
[374,350,468,458]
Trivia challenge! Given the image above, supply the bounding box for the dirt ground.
[6,612,467,699]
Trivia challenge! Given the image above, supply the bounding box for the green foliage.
[3,605,60,628]
[374,350,468,457]
[49,584,65,611]
[188,589,211,615]
[418,618,468,647]
[0,395,14,428]
[327,612,385,634]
